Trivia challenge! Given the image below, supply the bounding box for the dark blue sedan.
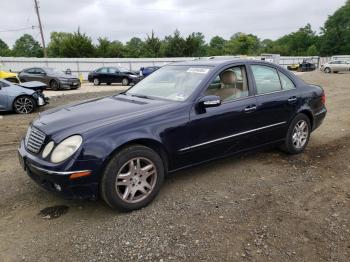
[18,59,326,211]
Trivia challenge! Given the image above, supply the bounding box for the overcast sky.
[0,0,347,47]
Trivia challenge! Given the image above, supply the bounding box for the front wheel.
[101,145,164,211]
[281,114,311,154]
[13,96,36,114]
[93,78,100,86]
[50,80,60,90]
[324,67,331,73]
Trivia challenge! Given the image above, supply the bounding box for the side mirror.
[198,95,221,108]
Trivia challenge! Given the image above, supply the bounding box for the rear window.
[251,65,282,94]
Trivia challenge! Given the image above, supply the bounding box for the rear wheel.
[50,80,60,90]
[122,78,129,86]
[101,145,164,211]
[13,96,36,114]
[281,114,311,154]
[93,78,100,86]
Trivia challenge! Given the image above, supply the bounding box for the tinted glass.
[97,68,108,73]
[251,65,282,94]
[26,68,36,74]
[278,72,295,90]
[109,68,119,73]
[205,66,249,102]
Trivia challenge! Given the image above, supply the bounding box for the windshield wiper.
[130,94,154,100]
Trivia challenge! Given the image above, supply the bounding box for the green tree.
[107,41,125,57]
[0,38,11,56]
[185,32,207,57]
[208,36,227,56]
[161,30,187,57]
[224,33,260,55]
[125,37,144,58]
[12,34,43,57]
[59,29,95,57]
[320,0,350,55]
[142,31,162,57]
[47,32,71,57]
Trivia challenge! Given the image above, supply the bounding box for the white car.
[321,60,350,73]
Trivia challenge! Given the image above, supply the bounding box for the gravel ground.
[0,71,350,261]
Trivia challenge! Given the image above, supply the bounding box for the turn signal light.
[69,171,91,180]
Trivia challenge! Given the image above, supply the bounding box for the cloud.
[0,0,346,47]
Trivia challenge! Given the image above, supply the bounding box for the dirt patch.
[0,71,349,261]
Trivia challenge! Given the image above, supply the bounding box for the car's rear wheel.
[93,78,100,86]
[281,113,311,154]
[101,145,164,211]
[50,80,60,90]
[122,78,129,86]
[13,96,36,114]
[107,82,111,85]
[324,67,331,74]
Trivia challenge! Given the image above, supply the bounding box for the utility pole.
[34,0,47,57]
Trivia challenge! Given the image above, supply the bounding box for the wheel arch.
[12,94,36,111]
[297,109,314,130]
[101,138,170,176]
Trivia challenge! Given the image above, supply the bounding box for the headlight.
[50,135,82,163]
[129,75,138,78]
[42,141,54,158]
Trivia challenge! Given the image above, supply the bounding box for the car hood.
[34,94,176,138]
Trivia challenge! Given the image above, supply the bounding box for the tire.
[93,78,100,86]
[107,82,111,86]
[13,96,36,114]
[324,67,331,74]
[122,78,129,86]
[101,145,164,211]
[50,80,60,90]
[281,113,311,154]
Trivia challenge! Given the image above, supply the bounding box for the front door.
[180,64,259,165]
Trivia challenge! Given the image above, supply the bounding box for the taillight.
[321,93,326,105]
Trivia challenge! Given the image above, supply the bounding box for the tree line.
[1,0,349,58]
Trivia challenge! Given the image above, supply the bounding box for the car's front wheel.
[324,67,331,73]
[101,145,164,211]
[281,113,311,154]
[50,80,60,90]
[13,96,36,114]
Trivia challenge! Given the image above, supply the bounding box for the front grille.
[25,126,46,154]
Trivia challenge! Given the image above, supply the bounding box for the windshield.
[126,65,212,101]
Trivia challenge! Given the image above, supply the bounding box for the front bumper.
[60,81,81,89]
[18,139,99,200]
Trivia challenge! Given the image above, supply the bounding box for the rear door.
[248,64,298,144]
[20,68,37,82]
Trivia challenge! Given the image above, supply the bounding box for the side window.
[26,68,36,74]
[108,67,119,74]
[97,68,108,73]
[251,65,282,94]
[36,68,45,74]
[278,71,295,90]
[205,66,249,102]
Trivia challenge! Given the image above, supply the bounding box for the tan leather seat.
[216,70,237,101]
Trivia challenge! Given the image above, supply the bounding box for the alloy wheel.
[292,120,309,149]
[93,78,99,85]
[115,157,157,203]
[14,97,34,114]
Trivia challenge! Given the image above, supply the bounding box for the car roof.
[171,58,275,68]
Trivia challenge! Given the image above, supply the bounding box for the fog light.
[54,183,62,192]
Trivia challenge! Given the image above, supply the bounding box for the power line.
[0,26,36,33]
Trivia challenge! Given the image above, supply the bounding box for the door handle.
[244,105,257,113]
[288,97,297,103]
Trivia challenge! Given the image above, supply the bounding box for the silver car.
[321,60,350,73]
[0,79,47,114]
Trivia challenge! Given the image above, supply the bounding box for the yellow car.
[0,70,20,83]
